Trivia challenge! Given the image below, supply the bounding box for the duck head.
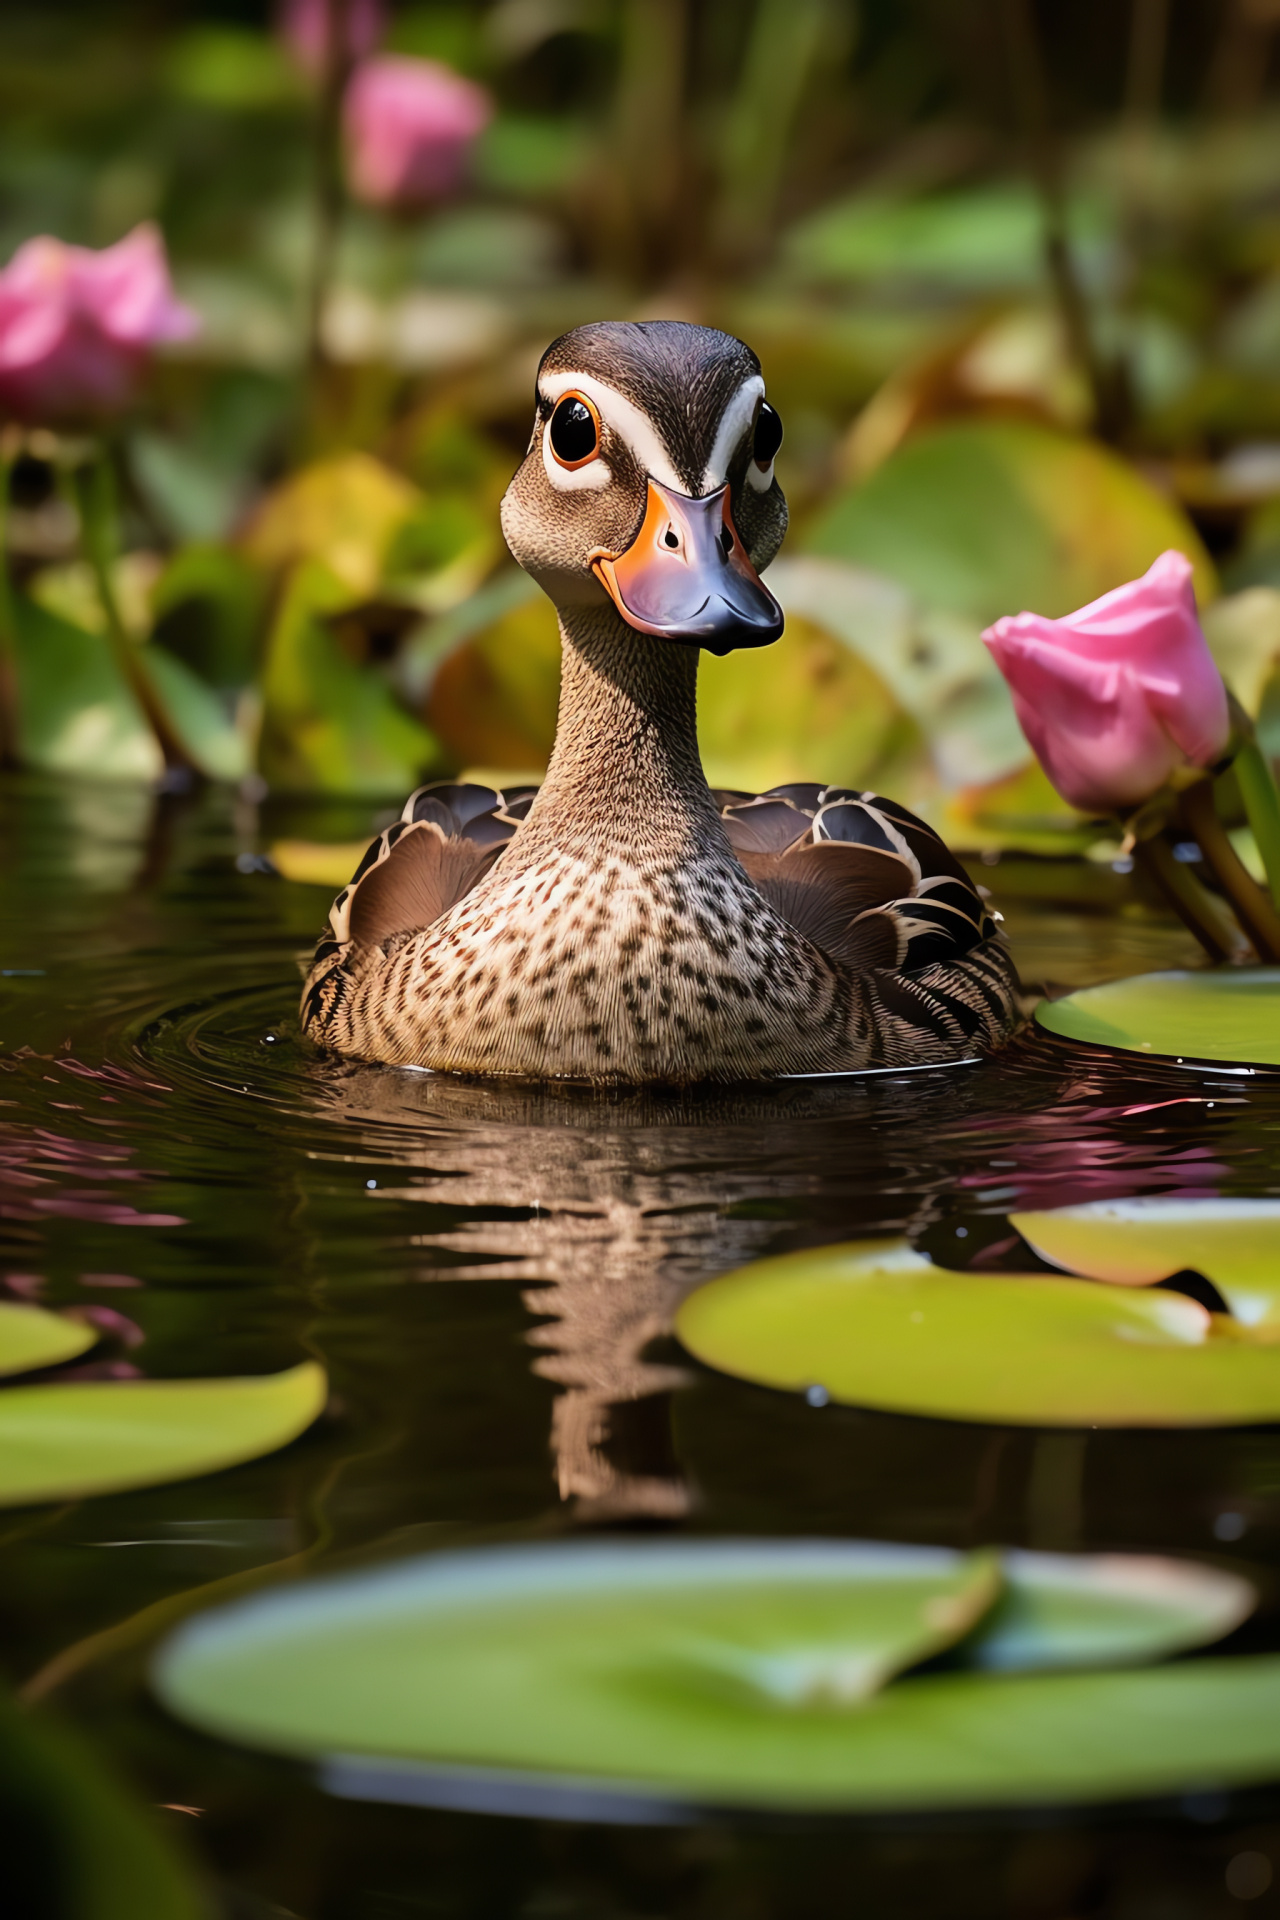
[500,320,787,656]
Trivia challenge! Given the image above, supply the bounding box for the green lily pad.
[1036,968,1280,1066]
[970,1550,1254,1673]
[674,1239,1280,1426]
[1013,1199,1280,1330]
[154,1541,1274,1811]
[0,1301,96,1378]
[0,1360,326,1507]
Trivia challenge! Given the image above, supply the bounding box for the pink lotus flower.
[278,0,386,78]
[344,55,492,207]
[0,224,199,424]
[981,550,1231,816]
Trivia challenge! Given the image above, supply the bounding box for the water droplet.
[805,1384,829,1408]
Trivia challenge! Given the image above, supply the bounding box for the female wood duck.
[302,320,1020,1083]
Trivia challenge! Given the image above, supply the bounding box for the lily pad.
[1036,968,1280,1066]
[0,1301,96,1378]
[970,1550,1254,1673]
[0,1360,326,1507]
[154,1540,1274,1811]
[1013,1198,1280,1330]
[674,1239,1280,1426]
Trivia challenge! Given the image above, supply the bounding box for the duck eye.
[549,394,601,468]
[753,400,783,470]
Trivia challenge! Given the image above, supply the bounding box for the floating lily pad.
[0,1302,96,1378]
[970,1550,1254,1673]
[269,839,373,887]
[1013,1199,1280,1330]
[154,1540,1273,1811]
[0,1360,326,1507]
[674,1239,1280,1426]
[1035,968,1280,1066]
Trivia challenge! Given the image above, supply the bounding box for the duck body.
[302,321,1021,1083]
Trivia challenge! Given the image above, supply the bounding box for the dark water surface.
[3,772,1280,1919]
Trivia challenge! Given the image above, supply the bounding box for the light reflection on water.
[2,774,1280,1913]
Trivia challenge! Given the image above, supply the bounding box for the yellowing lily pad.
[153,1540,1274,1811]
[1036,968,1280,1067]
[674,1239,1280,1427]
[269,839,373,888]
[1013,1199,1280,1330]
[0,1301,96,1377]
[0,1360,326,1507]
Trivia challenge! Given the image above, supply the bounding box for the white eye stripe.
[538,370,682,492]
[701,374,764,492]
[535,368,770,496]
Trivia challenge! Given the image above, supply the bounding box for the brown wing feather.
[740,842,915,961]
[345,821,501,950]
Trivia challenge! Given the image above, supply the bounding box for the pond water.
[2,770,1279,1919]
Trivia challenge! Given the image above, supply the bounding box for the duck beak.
[589,478,783,654]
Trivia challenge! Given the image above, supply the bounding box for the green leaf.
[769,557,1028,789]
[804,421,1216,629]
[674,1238,1280,1427]
[784,182,1090,291]
[0,1688,205,1920]
[698,611,913,793]
[1036,967,1280,1066]
[243,454,425,602]
[0,1360,326,1508]
[153,1540,1280,1811]
[0,1301,96,1377]
[259,560,440,795]
[967,1550,1255,1673]
[145,648,250,782]
[1012,1198,1280,1331]
[10,592,160,781]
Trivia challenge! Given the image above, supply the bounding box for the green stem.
[1235,737,1280,912]
[1132,832,1248,964]
[0,438,20,765]
[1181,777,1280,963]
[76,452,192,775]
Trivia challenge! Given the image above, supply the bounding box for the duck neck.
[528,601,723,856]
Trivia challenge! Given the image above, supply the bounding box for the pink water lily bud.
[344,55,492,207]
[0,224,199,424]
[278,0,386,78]
[981,550,1231,816]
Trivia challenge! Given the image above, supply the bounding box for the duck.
[301,320,1021,1084]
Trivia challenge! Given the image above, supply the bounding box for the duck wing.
[302,782,528,1035]
[722,786,998,975]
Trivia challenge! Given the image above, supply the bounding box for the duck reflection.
[307,1062,999,1518]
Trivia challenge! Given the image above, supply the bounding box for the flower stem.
[0,433,21,766]
[1132,831,1249,963]
[1235,737,1280,912]
[77,451,192,776]
[1180,776,1280,962]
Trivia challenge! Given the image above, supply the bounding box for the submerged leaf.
[1013,1198,1280,1330]
[0,1301,96,1377]
[1036,967,1280,1066]
[674,1238,1280,1426]
[0,1360,326,1507]
[154,1538,1276,1811]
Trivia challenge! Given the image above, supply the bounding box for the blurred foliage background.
[3,0,1280,864]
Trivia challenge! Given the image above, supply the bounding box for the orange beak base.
[590,478,783,655]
